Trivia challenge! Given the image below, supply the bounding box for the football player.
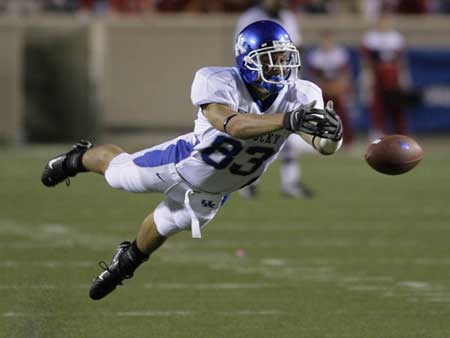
[236,0,313,199]
[41,20,343,301]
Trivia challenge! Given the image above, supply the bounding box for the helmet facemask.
[243,41,301,86]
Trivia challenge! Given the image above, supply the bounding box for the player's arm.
[293,101,343,155]
[202,103,284,139]
[202,102,342,155]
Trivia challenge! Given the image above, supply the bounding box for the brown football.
[365,135,423,175]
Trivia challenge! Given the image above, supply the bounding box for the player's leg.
[41,140,124,186]
[136,213,167,253]
[89,169,225,300]
[89,212,167,300]
[82,144,125,174]
[87,136,194,300]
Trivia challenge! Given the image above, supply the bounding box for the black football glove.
[321,101,343,141]
[283,100,343,142]
[283,101,328,136]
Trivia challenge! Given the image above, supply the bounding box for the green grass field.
[1,139,450,338]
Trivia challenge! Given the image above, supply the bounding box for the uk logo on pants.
[201,200,217,209]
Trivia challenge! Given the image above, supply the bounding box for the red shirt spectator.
[361,14,410,137]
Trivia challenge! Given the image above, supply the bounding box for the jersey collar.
[246,85,279,112]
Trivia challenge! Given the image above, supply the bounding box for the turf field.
[1,138,450,338]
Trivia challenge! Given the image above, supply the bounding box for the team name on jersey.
[252,132,283,145]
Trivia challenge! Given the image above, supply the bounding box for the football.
[365,134,423,175]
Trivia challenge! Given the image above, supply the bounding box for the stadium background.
[1,1,450,338]
[1,4,450,144]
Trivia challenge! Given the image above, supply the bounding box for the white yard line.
[2,309,283,317]
[0,261,93,268]
[0,219,122,248]
[144,283,274,290]
[116,311,192,317]
[220,310,281,316]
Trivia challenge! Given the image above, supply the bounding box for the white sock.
[280,160,300,190]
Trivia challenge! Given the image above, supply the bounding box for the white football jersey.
[175,66,323,193]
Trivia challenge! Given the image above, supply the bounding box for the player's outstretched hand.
[283,100,322,134]
[322,100,343,141]
[283,100,343,141]
[283,100,327,136]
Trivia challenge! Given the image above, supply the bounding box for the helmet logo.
[235,35,248,56]
[272,40,290,49]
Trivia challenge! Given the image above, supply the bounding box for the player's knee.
[104,144,125,155]
[104,167,122,190]
[99,144,125,164]
[83,144,126,174]
[154,200,217,238]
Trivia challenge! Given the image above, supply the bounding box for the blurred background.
[0,0,449,146]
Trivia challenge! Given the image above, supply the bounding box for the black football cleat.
[89,241,148,300]
[41,140,93,187]
[89,241,133,300]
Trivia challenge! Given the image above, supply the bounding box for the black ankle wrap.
[64,152,87,176]
[118,241,149,275]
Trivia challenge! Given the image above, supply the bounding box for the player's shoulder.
[195,67,239,83]
[289,79,323,107]
[191,67,241,107]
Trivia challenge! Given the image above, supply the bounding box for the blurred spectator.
[0,0,42,15]
[360,0,383,19]
[2,0,449,15]
[395,0,430,14]
[438,0,450,13]
[154,0,252,13]
[43,0,79,12]
[152,0,189,12]
[236,0,302,46]
[79,0,109,14]
[110,0,148,13]
[361,0,434,18]
[292,0,337,14]
[307,29,354,145]
[361,13,411,139]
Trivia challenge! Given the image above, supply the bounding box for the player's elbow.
[226,124,253,140]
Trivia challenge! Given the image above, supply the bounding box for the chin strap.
[260,81,284,94]
[244,77,283,97]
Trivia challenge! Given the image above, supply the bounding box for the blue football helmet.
[235,20,301,93]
